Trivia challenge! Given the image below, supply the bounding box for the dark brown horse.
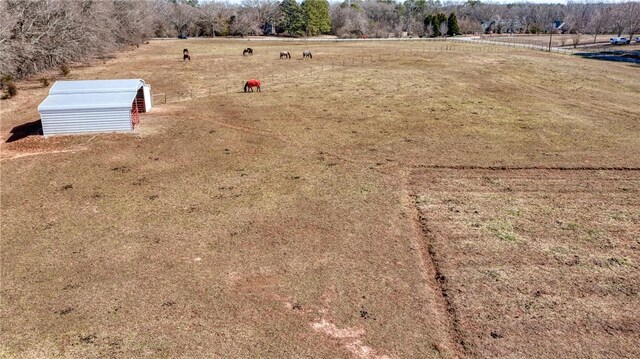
[183,48,190,61]
[243,48,253,56]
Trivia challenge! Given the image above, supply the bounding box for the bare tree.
[425,23,434,38]
[241,0,281,34]
[457,16,482,35]
[587,6,610,43]
[439,21,448,38]
[624,1,640,40]
[330,4,369,38]
[565,0,589,47]
[168,3,197,37]
[3,1,106,76]
[0,1,18,76]
[559,33,567,46]
[610,5,627,37]
[570,32,582,48]
[362,1,397,38]
[0,0,159,79]
[406,17,424,37]
[229,10,262,36]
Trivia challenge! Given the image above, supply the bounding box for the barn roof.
[49,79,145,94]
[38,79,145,112]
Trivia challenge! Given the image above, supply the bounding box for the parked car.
[178,34,188,39]
[609,37,630,45]
[636,37,640,43]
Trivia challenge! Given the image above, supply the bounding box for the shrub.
[0,74,13,88]
[60,63,70,76]
[2,82,18,99]
[8,82,18,97]
[40,77,50,87]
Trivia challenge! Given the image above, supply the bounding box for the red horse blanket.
[245,79,261,92]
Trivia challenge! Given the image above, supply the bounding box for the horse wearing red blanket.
[244,79,261,92]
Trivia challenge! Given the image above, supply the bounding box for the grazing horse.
[302,50,312,59]
[243,48,253,56]
[280,51,291,59]
[244,79,261,93]
[183,49,190,61]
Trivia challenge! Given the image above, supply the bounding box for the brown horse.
[183,48,190,61]
[280,51,291,59]
[244,79,261,92]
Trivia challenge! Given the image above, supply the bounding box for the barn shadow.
[5,119,43,143]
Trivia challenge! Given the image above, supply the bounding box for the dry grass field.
[1,39,639,358]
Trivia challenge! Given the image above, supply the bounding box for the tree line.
[1,0,639,81]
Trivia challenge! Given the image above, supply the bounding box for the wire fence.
[451,37,577,54]
[463,35,633,54]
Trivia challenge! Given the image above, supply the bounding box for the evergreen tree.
[424,14,435,36]
[302,0,331,36]
[426,13,446,36]
[447,12,459,36]
[433,12,446,36]
[279,0,306,36]
[436,13,447,29]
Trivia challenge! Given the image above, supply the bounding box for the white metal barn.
[38,79,152,136]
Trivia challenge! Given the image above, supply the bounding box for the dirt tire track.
[400,170,466,359]
[411,195,468,357]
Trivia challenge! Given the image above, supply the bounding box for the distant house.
[552,20,566,33]
[481,20,494,34]
[263,23,276,35]
[511,20,524,33]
